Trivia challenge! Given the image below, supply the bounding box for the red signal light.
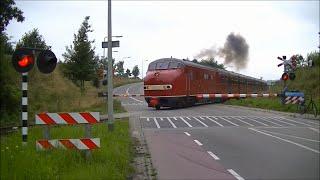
[18,55,34,67]
[281,73,289,81]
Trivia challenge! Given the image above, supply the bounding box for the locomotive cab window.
[155,62,169,70]
[168,62,182,69]
[148,63,156,71]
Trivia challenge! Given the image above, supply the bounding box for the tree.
[62,16,97,94]
[0,0,25,33]
[132,65,140,78]
[125,68,131,78]
[115,61,125,77]
[16,28,49,49]
[0,33,14,54]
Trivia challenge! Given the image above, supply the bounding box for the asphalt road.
[114,82,320,180]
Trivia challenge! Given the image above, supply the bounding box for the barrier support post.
[84,124,92,159]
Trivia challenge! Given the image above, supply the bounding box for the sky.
[6,1,320,80]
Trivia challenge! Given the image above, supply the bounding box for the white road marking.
[180,117,193,127]
[229,117,254,126]
[184,132,191,136]
[309,127,320,133]
[259,129,320,142]
[257,117,283,126]
[193,117,209,127]
[249,128,320,154]
[167,117,177,128]
[173,117,178,120]
[146,118,150,122]
[194,139,203,146]
[207,117,224,127]
[266,117,297,126]
[160,117,164,121]
[228,169,245,180]
[242,117,269,126]
[207,151,220,160]
[219,117,239,126]
[153,118,160,129]
[278,117,314,127]
[186,117,191,120]
[130,97,144,103]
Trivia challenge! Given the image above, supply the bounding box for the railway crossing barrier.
[35,112,100,159]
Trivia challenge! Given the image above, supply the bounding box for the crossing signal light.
[37,50,57,74]
[12,48,35,73]
[281,73,289,81]
[12,48,57,74]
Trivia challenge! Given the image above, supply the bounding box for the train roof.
[151,58,266,83]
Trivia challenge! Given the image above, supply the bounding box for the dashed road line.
[147,118,150,122]
[220,116,239,126]
[278,117,314,127]
[249,128,320,153]
[242,117,269,126]
[153,118,160,129]
[184,132,191,136]
[207,116,224,127]
[266,117,297,126]
[167,117,177,128]
[257,117,283,126]
[207,151,220,160]
[229,117,254,126]
[180,117,193,127]
[173,117,178,120]
[160,117,164,121]
[228,169,245,180]
[193,117,209,127]
[194,139,203,146]
[309,127,320,133]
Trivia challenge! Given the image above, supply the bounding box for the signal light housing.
[37,50,57,74]
[12,48,35,73]
[289,72,296,80]
[281,73,289,81]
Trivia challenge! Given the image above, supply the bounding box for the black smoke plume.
[195,32,249,70]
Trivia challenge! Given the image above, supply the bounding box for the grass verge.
[1,119,134,179]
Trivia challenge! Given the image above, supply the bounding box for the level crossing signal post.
[12,47,57,145]
[277,55,304,106]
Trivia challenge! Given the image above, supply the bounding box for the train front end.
[144,58,186,109]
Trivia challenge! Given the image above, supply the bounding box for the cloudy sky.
[6,1,319,80]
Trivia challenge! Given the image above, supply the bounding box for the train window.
[148,63,156,70]
[169,62,179,69]
[155,62,169,70]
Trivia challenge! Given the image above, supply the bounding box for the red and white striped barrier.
[35,112,99,125]
[36,138,100,150]
[285,96,304,104]
[196,93,278,99]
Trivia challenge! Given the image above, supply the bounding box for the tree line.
[1,1,141,94]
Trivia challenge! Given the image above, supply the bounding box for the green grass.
[1,120,134,179]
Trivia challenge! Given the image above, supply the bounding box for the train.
[143,57,268,110]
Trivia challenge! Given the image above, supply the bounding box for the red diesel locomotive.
[144,58,267,109]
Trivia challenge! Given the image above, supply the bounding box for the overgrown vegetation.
[1,120,134,179]
[226,51,320,114]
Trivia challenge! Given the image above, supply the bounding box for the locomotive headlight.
[144,84,172,90]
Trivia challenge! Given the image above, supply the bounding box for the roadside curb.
[223,104,320,120]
